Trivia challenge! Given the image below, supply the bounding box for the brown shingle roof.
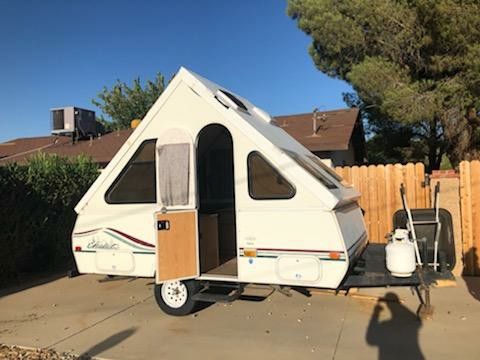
[0,136,71,161]
[274,108,360,151]
[0,108,361,165]
[0,129,133,165]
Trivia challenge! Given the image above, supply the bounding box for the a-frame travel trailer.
[72,67,451,317]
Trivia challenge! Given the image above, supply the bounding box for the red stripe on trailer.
[73,228,101,235]
[107,228,155,248]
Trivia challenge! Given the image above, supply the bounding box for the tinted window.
[106,139,157,203]
[248,152,295,200]
[285,150,338,189]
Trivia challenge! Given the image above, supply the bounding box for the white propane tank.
[386,229,416,277]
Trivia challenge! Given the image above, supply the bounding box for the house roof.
[0,129,133,166]
[274,108,360,152]
[0,109,361,165]
[0,135,69,161]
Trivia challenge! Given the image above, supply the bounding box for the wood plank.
[393,164,404,214]
[405,163,416,208]
[156,210,198,282]
[376,165,387,242]
[414,163,425,208]
[368,165,379,242]
[360,165,370,239]
[344,166,352,184]
[335,166,343,179]
[460,161,473,275]
[459,161,467,274]
[351,165,360,192]
[470,161,480,275]
[385,164,395,232]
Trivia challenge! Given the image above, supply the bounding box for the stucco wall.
[314,147,356,167]
[431,176,463,276]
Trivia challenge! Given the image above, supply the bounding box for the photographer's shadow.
[366,292,425,360]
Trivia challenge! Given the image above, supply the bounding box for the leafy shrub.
[0,154,98,287]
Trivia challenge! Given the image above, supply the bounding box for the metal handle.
[157,220,170,231]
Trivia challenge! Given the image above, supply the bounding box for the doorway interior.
[196,124,237,277]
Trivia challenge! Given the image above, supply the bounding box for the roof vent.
[215,89,249,114]
[252,106,277,125]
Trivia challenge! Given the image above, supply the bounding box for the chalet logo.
[87,237,120,250]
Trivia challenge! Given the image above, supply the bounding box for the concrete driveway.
[1,274,479,360]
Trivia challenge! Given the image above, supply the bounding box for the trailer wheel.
[154,280,200,316]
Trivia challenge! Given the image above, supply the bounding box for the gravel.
[0,344,90,360]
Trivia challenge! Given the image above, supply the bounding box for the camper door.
[155,129,198,283]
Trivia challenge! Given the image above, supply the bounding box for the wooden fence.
[459,160,480,276]
[335,163,431,243]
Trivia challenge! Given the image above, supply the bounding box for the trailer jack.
[416,266,434,320]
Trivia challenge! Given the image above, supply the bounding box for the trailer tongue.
[339,242,454,319]
[340,182,455,319]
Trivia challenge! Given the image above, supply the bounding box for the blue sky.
[0,0,352,142]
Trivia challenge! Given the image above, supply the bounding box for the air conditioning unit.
[50,107,97,138]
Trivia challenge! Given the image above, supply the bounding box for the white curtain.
[158,143,190,206]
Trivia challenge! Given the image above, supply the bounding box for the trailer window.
[105,139,157,204]
[284,150,338,189]
[247,152,295,200]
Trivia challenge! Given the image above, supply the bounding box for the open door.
[155,129,198,283]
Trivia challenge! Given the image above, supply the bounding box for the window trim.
[105,139,157,204]
[307,155,343,183]
[247,151,296,200]
[283,150,338,190]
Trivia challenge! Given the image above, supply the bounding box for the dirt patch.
[0,313,45,325]
[0,344,87,360]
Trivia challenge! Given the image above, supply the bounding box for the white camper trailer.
[72,67,450,316]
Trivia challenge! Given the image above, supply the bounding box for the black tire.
[154,280,201,316]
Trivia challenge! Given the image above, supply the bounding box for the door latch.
[157,220,170,231]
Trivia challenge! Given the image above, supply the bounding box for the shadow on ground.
[462,247,480,302]
[366,292,425,360]
[0,271,65,299]
[78,327,137,359]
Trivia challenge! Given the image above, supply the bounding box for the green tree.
[288,0,480,169]
[344,93,431,165]
[92,73,166,131]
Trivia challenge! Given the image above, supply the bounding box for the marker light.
[75,246,82,252]
[243,249,257,257]
[329,251,341,260]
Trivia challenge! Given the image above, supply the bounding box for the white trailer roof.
[75,67,359,213]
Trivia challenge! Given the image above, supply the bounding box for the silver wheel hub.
[161,280,188,308]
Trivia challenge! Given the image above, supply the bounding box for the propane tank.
[386,229,416,277]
